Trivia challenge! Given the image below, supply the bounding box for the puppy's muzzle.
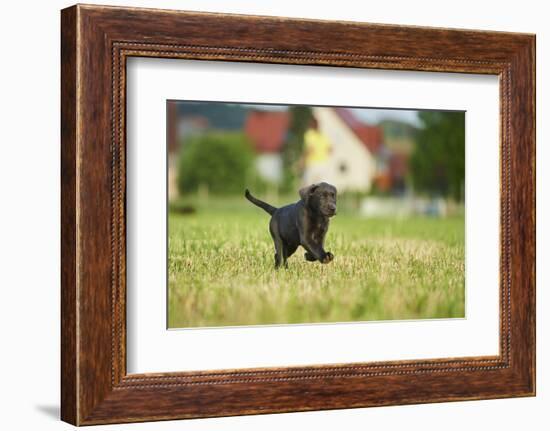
[325,204,337,217]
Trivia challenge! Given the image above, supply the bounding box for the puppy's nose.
[328,204,337,213]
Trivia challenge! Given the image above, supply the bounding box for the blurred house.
[243,107,391,192]
[313,107,386,193]
[244,110,290,183]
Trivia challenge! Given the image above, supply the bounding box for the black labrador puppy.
[245,182,337,268]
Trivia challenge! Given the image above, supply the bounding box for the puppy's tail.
[244,189,277,216]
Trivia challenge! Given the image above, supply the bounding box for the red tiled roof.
[244,110,290,153]
[333,108,383,154]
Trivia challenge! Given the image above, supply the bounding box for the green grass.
[168,195,465,328]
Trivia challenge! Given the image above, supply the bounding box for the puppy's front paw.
[304,251,317,262]
[321,252,334,264]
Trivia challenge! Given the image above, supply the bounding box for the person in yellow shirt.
[302,118,332,186]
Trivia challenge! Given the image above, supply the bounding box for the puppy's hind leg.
[270,219,285,269]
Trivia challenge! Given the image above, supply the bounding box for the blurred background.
[167,101,465,217]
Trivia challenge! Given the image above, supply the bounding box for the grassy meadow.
[168,195,465,328]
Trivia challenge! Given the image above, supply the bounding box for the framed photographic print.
[61,4,535,425]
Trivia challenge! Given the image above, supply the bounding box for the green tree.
[177,133,254,195]
[410,111,465,201]
[281,106,313,191]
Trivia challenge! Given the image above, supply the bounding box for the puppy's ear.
[299,183,319,201]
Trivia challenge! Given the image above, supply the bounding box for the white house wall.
[256,153,283,183]
[313,108,376,192]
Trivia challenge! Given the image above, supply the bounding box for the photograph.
[167,100,466,328]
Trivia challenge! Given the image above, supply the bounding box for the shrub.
[177,133,254,195]
[410,111,465,201]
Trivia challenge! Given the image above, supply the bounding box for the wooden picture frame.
[61,4,535,425]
